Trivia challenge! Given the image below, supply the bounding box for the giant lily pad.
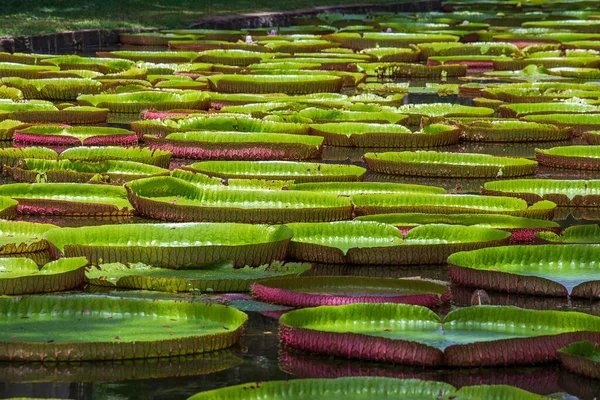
[417,42,519,58]
[351,193,555,220]
[0,349,242,383]
[0,257,87,295]
[285,222,509,264]
[0,221,56,254]
[0,77,102,100]
[0,119,29,140]
[536,146,600,170]
[363,151,536,178]
[77,91,211,113]
[0,101,108,124]
[279,303,600,366]
[483,179,600,206]
[44,222,293,268]
[0,294,247,361]
[97,50,201,63]
[536,225,600,244]
[498,102,600,118]
[185,161,365,182]
[86,261,310,292]
[145,131,323,160]
[448,244,600,298]
[355,213,560,244]
[557,341,600,380]
[189,377,456,400]
[297,108,408,124]
[325,32,459,50]
[0,183,133,216]
[458,120,570,142]
[309,123,460,148]
[196,50,272,66]
[208,75,344,94]
[0,147,57,168]
[125,176,352,223]
[14,126,138,147]
[42,55,135,73]
[0,62,60,79]
[289,182,446,196]
[523,114,600,136]
[251,276,450,308]
[395,103,494,125]
[131,115,310,138]
[7,158,168,184]
[0,197,18,219]
[59,146,172,168]
[374,62,467,79]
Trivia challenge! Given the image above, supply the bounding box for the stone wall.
[0,1,442,54]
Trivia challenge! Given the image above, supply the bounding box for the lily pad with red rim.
[279,303,600,366]
[448,244,600,298]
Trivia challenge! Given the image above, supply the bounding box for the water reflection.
[279,346,564,395]
[303,262,450,282]
[0,350,242,383]
[451,284,600,316]
[452,139,577,159]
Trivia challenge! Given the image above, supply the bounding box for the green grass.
[1,0,405,37]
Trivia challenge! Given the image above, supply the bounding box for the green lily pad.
[536,225,600,244]
[363,151,537,178]
[286,221,509,264]
[0,77,102,100]
[97,50,201,63]
[0,183,133,216]
[0,294,247,361]
[125,176,352,223]
[0,101,108,124]
[448,244,600,297]
[42,55,135,73]
[185,161,365,182]
[458,120,570,142]
[8,159,169,184]
[297,107,408,124]
[0,257,87,295]
[77,91,211,113]
[309,123,460,147]
[0,221,56,254]
[145,131,323,160]
[355,213,560,243]
[86,260,310,292]
[280,303,600,366]
[59,146,171,168]
[325,32,460,50]
[189,377,456,400]
[483,179,600,206]
[14,126,138,147]
[557,341,600,380]
[536,146,600,170]
[44,222,293,268]
[351,193,555,220]
[418,42,519,58]
[0,147,57,169]
[208,74,344,94]
[289,182,446,196]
